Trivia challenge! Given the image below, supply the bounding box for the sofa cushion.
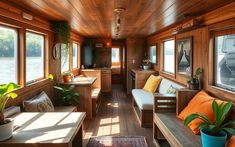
[23,91,55,112]
[132,89,154,110]
[143,75,162,93]
[158,78,183,94]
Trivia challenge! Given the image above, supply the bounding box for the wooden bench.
[132,77,184,127]
[91,88,101,116]
[153,89,200,146]
[80,69,102,117]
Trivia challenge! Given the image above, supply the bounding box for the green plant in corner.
[187,67,203,90]
[0,83,20,124]
[54,85,80,106]
[184,100,235,137]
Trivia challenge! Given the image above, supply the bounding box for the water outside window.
[215,35,235,91]
[163,40,175,74]
[0,26,18,84]
[26,32,44,83]
[61,44,69,72]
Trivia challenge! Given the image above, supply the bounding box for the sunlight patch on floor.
[107,102,119,108]
[97,116,120,136]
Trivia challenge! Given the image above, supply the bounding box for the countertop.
[131,68,156,73]
[58,77,96,86]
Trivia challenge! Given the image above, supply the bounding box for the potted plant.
[184,100,235,147]
[188,67,203,90]
[54,85,80,107]
[142,59,151,70]
[52,21,71,44]
[0,83,20,141]
[62,72,72,83]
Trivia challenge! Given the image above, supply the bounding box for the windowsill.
[209,85,235,95]
[161,71,175,77]
[26,78,50,87]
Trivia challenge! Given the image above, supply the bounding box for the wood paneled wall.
[0,1,84,108]
[147,2,235,102]
[126,38,146,94]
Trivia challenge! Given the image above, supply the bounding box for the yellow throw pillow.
[143,75,162,93]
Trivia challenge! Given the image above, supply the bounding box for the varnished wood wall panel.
[126,38,146,94]
[147,3,235,102]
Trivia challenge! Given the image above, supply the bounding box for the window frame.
[162,38,175,76]
[212,30,235,92]
[25,30,46,85]
[72,42,79,69]
[61,43,70,73]
[0,25,19,84]
[149,44,157,64]
[111,46,121,67]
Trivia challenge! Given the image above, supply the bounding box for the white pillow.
[23,91,55,112]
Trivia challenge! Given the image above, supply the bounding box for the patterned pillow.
[166,85,177,94]
[23,91,55,112]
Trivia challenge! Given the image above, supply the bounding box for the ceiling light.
[114,8,125,14]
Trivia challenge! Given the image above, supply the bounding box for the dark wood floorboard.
[83,84,155,147]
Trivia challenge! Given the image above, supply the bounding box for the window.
[149,45,157,64]
[72,43,78,69]
[26,32,44,83]
[215,34,235,91]
[112,47,120,63]
[0,26,18,84]
[61,44,69,72]
[163,40,175,74]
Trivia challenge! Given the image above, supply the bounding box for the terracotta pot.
[63,75,71,83]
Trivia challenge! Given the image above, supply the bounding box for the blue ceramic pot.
[201,128,227,147]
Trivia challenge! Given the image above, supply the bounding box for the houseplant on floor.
[187,67,203,90]
[184,100,235,147]
[0,83,20,141]
[54,85,80,108]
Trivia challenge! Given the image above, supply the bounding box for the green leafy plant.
[142,59,151,66]
[54,86,80,106]
[52,21,71,44]
[0,83,20,124]
[184,100,235,137]
[188,67,203,84]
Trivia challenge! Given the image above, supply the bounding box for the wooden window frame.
[208,28,235,94]
[72,41,79,70]
[61,43,70,73]
[161,38,176,78]
[0,18,50,88]
[25,30,47,85]
[111,46,121,67]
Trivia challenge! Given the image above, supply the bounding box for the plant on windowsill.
[187,67,203,90]
[142,59,151,70]
[62,72,73,83]
[54,85,80,108]
[184,100,235,147]
[0,83,20,141]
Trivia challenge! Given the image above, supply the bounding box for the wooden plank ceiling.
[7,0,234,38]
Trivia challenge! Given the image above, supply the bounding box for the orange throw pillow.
[178,90,225,134]
[228,136,235,147]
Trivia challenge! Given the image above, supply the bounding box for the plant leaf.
[220,102,232,125]
[197,122,209,130]
[184,114,200,125]
[221,121,235,128]
[212,100,219,125]
[198,113,212,124]
[8,93,18,99]
[222,128,235,136]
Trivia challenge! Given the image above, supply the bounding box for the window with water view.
[61,44,69,72]
[73,43,78,69]
[0,26,18,84]
[215,34,235,91]
[26,32,44,83]
[163,40,175,74]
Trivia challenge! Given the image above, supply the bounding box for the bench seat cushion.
[132,89,154,110]
[91,88,101,99]
[158,77,184,94]
[54,106,77,112]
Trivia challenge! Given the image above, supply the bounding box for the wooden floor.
[83,84,155,147]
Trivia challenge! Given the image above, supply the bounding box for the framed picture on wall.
[149,44,157,64]
[176,37,193,77]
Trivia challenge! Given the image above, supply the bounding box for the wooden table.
[0,112,86,147]
[58,77,96,119]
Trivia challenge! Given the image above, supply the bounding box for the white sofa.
[132,77,184,127]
